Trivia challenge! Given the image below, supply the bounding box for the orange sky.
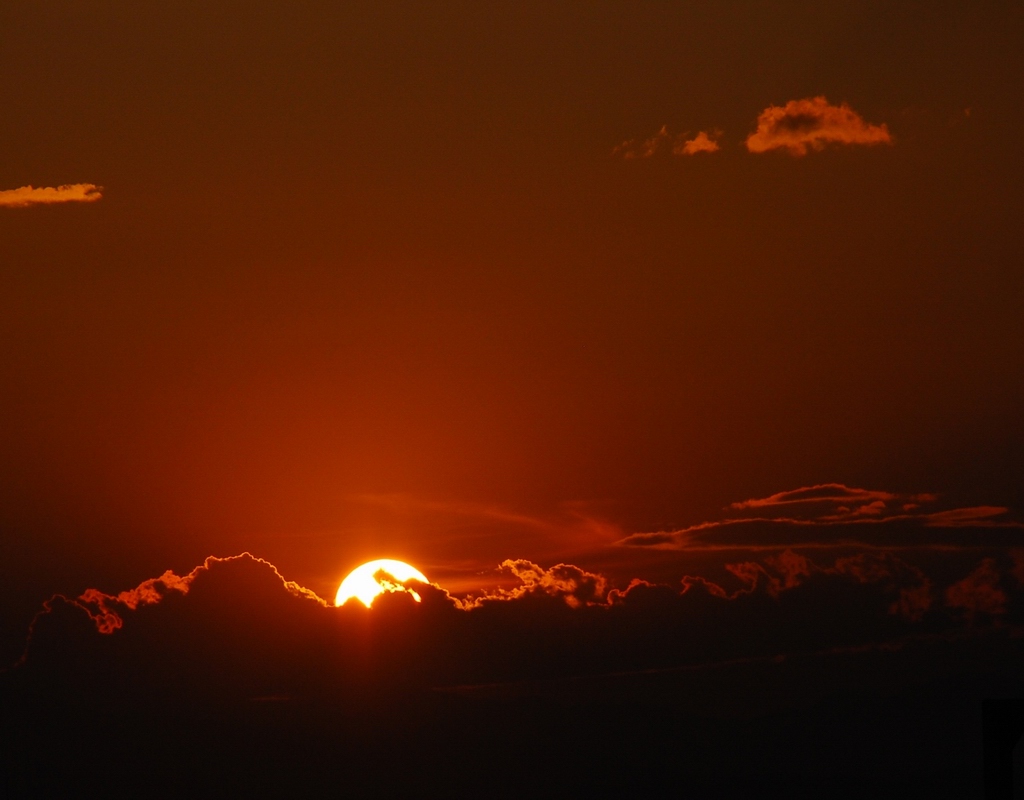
[1,2,1022,605]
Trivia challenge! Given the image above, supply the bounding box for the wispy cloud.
[729,483,900,512]
[613,126,720,159]
[0,183,103,208]
[745,97,891,156]
[620,484,1022,552]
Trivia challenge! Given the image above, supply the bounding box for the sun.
[335,559,428,608]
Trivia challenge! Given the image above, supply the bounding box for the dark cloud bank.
[4,546,1024,796]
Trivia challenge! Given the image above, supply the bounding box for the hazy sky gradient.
[1,2,1022,599]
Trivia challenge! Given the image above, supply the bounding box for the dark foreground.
[4,639,1022,798]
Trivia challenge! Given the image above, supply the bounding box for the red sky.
[1,2,1022,607]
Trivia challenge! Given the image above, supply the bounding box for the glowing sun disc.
[335,559,428,608]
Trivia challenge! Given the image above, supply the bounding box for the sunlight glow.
[335,559,428,608]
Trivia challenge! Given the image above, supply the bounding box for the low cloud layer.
[7,541,1023,703]
[8,553,1020,798]
[745,97,891,155]
[0,183,103,208]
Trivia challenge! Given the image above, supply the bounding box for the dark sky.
[2,1,1022,601]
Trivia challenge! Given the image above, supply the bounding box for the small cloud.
[673,130,721,155]
[745,97,892,156]
[0,183,103,208]
[613,125,671,159]
[613,126,721,159]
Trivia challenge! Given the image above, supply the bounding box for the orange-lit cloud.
[469,559,608,608]
[42,553,329,639]
[0,183,103,208]
[673,130,720,155]
[745,97,892,156]
[78,570,193,634]
[613,126,721,159]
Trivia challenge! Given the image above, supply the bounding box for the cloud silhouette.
[468,559,609,608]
[0,183,103,207]
[946,558,1007,618]
[7,551,1022,799]
[8,543,1023,705]
[745,97,892,155]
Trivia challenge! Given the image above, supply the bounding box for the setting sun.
[335,559,428,608]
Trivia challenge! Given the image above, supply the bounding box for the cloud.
[612,125,669,159]
[946,559,1007,618]
[613,126,720,159]
[830,553,933,621]
[924,506,1012,527]
[12,553,327,662]
[729,483,899,512]
[0,183,103,208]
[78,571,193,635]
[745,97,892,156]
[469,560,608,608]
[7,555,1022,798]
[1011,549,1024,586]
[11,543,1022,702]
[671,549,932,620]
[673,130,720,155]
[620,484,1022,552]
[5,487,1020,700]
